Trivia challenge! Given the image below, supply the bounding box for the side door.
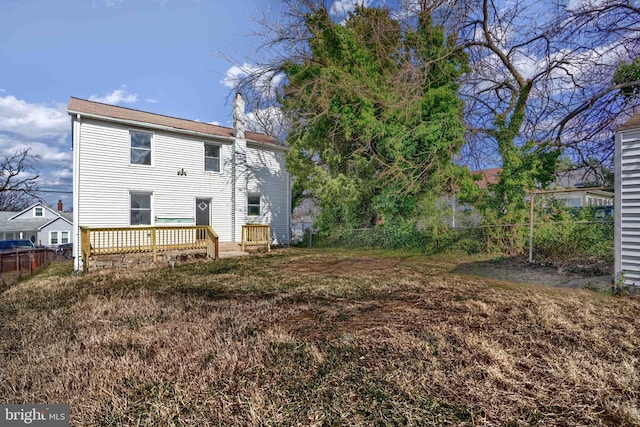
[196,198,211,227]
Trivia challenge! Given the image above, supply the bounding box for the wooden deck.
[79,224,272,272]
[80,225,218,272]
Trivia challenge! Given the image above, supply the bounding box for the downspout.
[232,139,236,242]
[73,114,81,271]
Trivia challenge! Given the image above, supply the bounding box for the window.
[247,194,261,216]
[130,131,152,165]
[34,207,43,217]
[130,192,152,225]
[50,231,69,245]
[204,143,220,172]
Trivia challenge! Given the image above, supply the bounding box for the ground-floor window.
[248,193,261,216]
[130,192,152,225]
[50,231,69,245]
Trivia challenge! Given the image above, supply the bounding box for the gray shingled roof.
[0,212,49,233]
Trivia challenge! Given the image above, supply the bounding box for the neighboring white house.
[615,112,640,286]
[0,202,73,248]
[67,97,291,271]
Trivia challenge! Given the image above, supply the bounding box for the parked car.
[0,239,35,252]
[56,243,73,259]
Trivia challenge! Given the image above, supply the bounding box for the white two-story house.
[67,97,291,271]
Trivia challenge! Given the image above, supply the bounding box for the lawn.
[1,249,638,426]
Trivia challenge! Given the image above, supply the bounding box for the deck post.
[151,228,157,262]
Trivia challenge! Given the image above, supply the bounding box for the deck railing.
[241,224,271,252]
[80,225,218,272]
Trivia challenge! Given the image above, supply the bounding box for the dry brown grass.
[1,249,639,426]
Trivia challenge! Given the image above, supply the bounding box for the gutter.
[68,109,258,146]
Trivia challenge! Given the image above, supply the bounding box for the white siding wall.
[39,218,73,247]
[73,116,291,270]
[244,143,291,245]
[75,118,235,238]
[616,129,640,285]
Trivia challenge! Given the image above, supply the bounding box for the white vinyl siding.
[75,119,236,241]
[244,143,290,245]
[616,129,640,285]
[73,115,290,258]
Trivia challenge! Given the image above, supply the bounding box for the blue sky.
[0,0,294,209]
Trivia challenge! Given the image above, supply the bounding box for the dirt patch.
[282,253,616,291]
[453,255,614,289]
[281,256,410,275]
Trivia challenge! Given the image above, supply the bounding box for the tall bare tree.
[226,0,640,207]
[0,148,41,211]
[428,0,640,194]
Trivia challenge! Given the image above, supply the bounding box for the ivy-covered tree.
[282,5,469,231]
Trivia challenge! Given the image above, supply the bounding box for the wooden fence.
[80,225,219,272]
[0,248,56,277]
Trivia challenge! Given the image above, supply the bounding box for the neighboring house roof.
[550,167,608,189]
[471,168,502,189]
[0,203,72,234]
[67,97,284,148]
[618,112,640,131]
[9,203,65,220]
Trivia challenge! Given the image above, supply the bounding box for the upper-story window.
[204,143,221,172]
[34,207,44,217]
[130,131,152,165]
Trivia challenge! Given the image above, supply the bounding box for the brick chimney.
[57,200,63,211]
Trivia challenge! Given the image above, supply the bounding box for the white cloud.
[49,168,73,183]
[330,0,372,16]
[146,98,159,104]
[0,94,73,206]
[566,0,609,11]
[92,0,124,9]
[89,86,138,105]
[0,96,68,139]
[222,64,284,100]
[104,0,124,7]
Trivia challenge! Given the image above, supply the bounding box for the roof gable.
[40,215,72,230]
[67,97,284,148]
[618,112,640,132]
[9,203,62,220]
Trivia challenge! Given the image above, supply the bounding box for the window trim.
[34,207,44,217]
[130,191,153,226]
[130,130,153,166]
[50,231,69,245]
[247,193,261,217]
[203,142,221,173]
